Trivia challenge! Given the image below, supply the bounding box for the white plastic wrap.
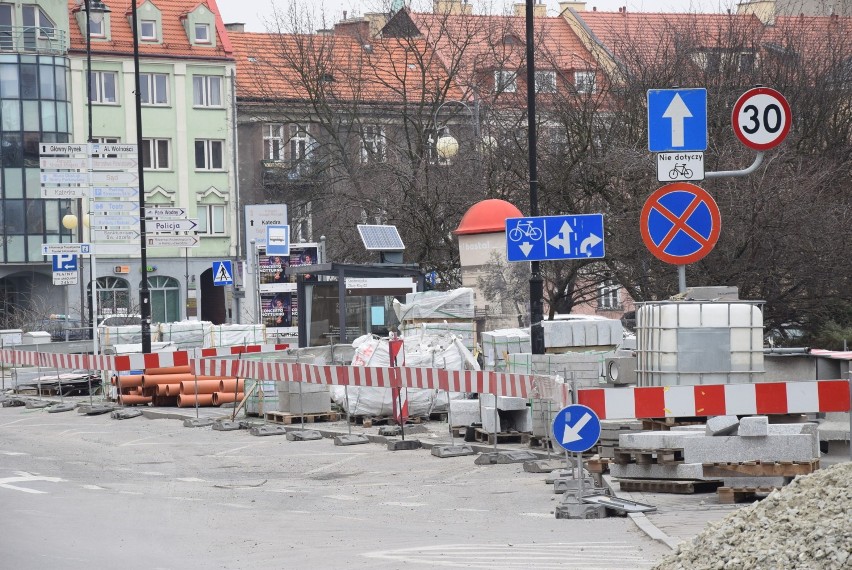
[206,324,267,347]
[98,325,160,347]
[392,288,475,320]
[158,321,211,349]
[335,333,477,417]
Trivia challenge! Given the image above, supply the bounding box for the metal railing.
[0,26,68,55]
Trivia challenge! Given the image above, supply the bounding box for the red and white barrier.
[577,381,851,419]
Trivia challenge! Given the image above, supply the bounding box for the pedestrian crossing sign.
[213,260,234,286]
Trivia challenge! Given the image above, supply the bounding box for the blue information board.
[647,88,708,152]
[505,214,604,262]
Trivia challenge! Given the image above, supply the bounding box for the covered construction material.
[392,288,475,320]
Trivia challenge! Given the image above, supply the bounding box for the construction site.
[1,285,850,569]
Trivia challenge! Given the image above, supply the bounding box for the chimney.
[514,2,547,17]
[224,22,245,33]
[434,0,472,15]
[559,1,586,12]
[334,18,371,42]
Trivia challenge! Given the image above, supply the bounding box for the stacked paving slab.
[610,416,820,488]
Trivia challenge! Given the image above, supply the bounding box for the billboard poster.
[258,253,289,286]
[260,291,296,330]
[289,245,319,282]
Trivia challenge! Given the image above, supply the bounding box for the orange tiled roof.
[764,15,852,58]
[230,30,463,104]
[410,11,597,86]
[572,10,765,63]
[67,0,232,59]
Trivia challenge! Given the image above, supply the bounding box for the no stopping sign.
[640,183,721,265]
[732,87,791,150]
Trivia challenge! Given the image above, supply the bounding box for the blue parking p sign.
[647,88,707,152]
[52,254,78,272]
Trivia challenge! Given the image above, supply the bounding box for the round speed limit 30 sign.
[732,87,792,150]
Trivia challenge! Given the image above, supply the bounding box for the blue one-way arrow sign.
[647,88,707,152]
[506,214,604,262]
[552,404,601,453]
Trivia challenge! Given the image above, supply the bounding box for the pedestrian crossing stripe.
[213,260,233,285]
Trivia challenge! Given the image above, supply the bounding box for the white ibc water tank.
[636,301,764,386]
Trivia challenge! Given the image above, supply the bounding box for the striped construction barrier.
[576,381,851,419]
[2,347,849,414]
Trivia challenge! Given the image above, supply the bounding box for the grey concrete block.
[479,394,528,411]
[449,399,481,427]
[706,415,740,436]
[334,434,370,446]
[212,419,242,431]
[110,409,142,420]
[610,462,706,480]
[523,460,565,473]
[552,477,597,494]
[474,451,538,465]
[683,434,817,463]
[378,426,402,437]
[722,477,787,488]
[618,431,704,449]
[287,430,322,441]
[387,439,422,451]
[249,425,288,436]
[431,445,475,458]
[555,501,607,519]
[25,400,51,409]
[481,407,531,434]
[47,403,76,413]
[183,418,214,428]
[402,424,429,435]
[738,416,769,437]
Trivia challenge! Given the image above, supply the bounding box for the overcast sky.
[216,0,738,33]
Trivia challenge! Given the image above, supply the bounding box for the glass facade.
[0,54,71,262]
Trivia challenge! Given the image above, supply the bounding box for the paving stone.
[705,416,740,435]
[610,462,706,480]
[738,416,769,437]
[683,434,817,463]
[619,431,704,449]
[448,399,481,427]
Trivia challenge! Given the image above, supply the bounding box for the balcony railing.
[0,26,68,55]
[261,158,322,185]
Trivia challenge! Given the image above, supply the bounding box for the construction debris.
[653,462,852,570]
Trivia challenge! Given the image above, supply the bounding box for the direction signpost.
[505,214,605,262]
[146,235,199,248]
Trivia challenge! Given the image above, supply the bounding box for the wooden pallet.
[528,435,555,450]
[717,486,781,504]
[613,447,684,465]
[585,457,612,474]
[618,478,723,494]
[702,459,819,478]
[473,428,530,445]
[265,411,340,425]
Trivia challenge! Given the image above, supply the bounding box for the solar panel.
[358,224,405,251]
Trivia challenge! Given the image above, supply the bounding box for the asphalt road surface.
[0,404,670,569]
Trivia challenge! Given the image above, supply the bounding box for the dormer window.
[88,17,104,38]
[141,19,157,41]
[194,23,210,43]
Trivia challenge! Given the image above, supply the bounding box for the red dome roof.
[454,199,523,235]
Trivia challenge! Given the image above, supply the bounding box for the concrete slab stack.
[507,352,605,389]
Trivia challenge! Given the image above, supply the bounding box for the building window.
[535,70,556,93]
[141,138,170,170]
[264,124,285,160]
[92,277,131,320]
[192,75,222,107]
[197,204,225,235]
[22,5,55,39]
[89,71,118,104]
[360,125,385,164]
[598,280,621,310]
[293,202,312,242]
[574,71,596,94]
[140,20,157,41]
[194,139,224,170]
[148,276,180,323]
[88,16,104,38]
[494,70,517,93]
[140,73,168,106]
[194,23,210,43]
[289,125,316,163]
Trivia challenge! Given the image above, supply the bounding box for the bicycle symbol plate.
[505,214,605,262]
[656,152,704,182]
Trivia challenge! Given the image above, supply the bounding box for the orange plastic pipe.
[219,379,245,393]
[178,380,223,395]
[119,395,152,405]
[213,392,245,405]
[114,374,143,388]
[177,393,214,407]
[157,383,179,396]
[142,374,232,386]
[143,365,192,375]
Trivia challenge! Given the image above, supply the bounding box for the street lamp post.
[432,98,480,162]
[525,0,544,354]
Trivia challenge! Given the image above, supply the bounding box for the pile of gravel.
[654,462,851,570]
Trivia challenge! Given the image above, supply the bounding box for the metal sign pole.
[446,389,454,443]
[345,385,352,436]
[678,265,687,294]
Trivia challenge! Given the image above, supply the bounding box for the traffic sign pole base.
[555,497,607,520]
[431,444,475,458]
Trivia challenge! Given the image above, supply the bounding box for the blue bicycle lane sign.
[505,214,605,262]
